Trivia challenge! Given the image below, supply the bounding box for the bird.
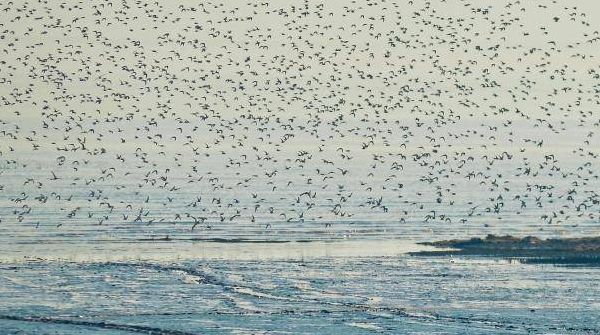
[0,0,597,245]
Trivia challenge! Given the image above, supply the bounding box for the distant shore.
[412,235,600,265]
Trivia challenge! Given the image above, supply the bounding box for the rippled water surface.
[1,255,599,334]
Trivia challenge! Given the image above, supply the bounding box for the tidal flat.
[1,242,600,334]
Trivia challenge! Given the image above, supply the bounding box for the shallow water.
[1,254,599,334]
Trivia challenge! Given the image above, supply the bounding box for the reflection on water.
[1,239,443,262]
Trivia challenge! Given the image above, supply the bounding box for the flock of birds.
[0,0,599,240]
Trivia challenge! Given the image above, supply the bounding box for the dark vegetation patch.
[412,235,600,265]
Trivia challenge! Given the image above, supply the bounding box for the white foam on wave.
[347,322,383,331]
